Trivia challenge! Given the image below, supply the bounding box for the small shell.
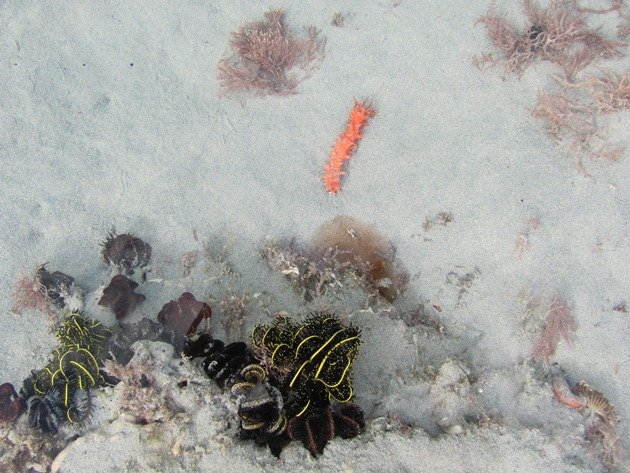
[437,418,464,435]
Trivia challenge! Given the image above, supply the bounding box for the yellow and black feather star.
[251,312,361,419]
[22,311,110,431]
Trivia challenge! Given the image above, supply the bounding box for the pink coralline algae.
[0,383,26,423]
[98,275,146,319]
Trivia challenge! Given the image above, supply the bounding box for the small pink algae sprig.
[531,295,578,362]
[323,100,376,194]
[10,266,57,325]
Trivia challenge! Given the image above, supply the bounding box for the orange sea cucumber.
[323,100,375,194]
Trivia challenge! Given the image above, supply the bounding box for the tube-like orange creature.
[323,100,375,194]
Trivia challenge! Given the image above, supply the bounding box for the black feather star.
[190,312,364,457]
[21,311,109,433]
[202,342,254,388]
[251,313,361,418]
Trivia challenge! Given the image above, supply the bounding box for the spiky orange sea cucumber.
[323,100,376,194]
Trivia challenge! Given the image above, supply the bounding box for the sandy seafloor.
[0,1,628,472]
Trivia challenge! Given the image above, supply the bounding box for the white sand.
[1,1,628,472]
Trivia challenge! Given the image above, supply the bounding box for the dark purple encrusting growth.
[287,403,365,456]
[98,275,146,319]
[157,293,212,351]
[0,383,26,423]
[101,232,152,275]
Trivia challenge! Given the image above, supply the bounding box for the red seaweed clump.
[98,275,146,319]
[0,383,26,423]
[217,9,325,96]
[158,292,212,350]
